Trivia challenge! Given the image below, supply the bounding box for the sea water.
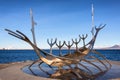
[0,49,120,63]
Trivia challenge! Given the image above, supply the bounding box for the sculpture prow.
[5,29,81,66]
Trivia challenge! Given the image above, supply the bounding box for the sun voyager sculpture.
[5,8,111,80]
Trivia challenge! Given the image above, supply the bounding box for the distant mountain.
[53,45,120,50]
[109,45,120,49]
[53,47,76,49]
[95,44,120,49]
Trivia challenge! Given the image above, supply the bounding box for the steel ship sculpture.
[5,7,111,80]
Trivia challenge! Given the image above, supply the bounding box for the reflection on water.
[22,63,56,78]
[97,64,120,80]
[22,61,119,79]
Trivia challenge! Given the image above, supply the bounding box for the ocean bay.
[0,49,120,63]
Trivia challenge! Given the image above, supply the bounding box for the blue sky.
[0,0,120,49]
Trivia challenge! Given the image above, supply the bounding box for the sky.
[0,0,120,49]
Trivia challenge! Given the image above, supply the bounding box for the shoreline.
[0,60,120,80]
[0,61,52,80]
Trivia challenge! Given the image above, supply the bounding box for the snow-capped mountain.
[108,45,120,49]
